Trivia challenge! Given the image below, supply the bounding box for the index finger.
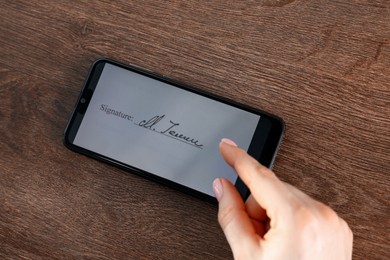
[219,139,291,219]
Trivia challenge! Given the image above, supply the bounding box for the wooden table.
[1,1,389,259]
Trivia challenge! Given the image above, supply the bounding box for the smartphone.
[63,58,284,203]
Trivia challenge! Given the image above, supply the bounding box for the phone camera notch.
[77,89,93,114]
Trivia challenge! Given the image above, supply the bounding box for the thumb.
[213,178,259,255]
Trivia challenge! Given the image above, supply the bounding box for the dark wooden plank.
[1,0,389,259]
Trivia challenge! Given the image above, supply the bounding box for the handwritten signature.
[100,104,203,149]
[137,115,204,149]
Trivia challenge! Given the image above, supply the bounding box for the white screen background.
[74,63,260,196]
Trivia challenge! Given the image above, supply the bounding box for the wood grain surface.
[1,1,389,259]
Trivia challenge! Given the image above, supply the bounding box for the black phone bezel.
[63,58,285,204]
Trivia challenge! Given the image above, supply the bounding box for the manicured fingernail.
[213,178,223,201]
[221,138,238,147]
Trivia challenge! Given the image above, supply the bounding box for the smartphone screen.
[64,59,284,202]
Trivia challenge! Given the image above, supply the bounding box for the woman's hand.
[213,138,353,260]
